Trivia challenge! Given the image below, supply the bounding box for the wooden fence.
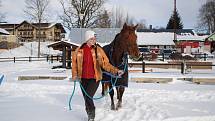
[0,55,62,63]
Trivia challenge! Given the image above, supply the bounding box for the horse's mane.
[110,33,120,47]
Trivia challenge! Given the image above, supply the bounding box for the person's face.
[86,37,96,46]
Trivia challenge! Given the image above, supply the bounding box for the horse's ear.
[123,23,127,29]
[134,24,138,30]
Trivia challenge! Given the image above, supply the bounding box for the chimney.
[149,25,152,30]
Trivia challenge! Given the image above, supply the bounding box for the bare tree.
[136,19,147,30]
[0,0,6,22]
[59,0,106,29]
[125,12,134,26]
[110,6,136,28]
[24,0,50,57]
[110,6,126,28]
[198,0,215,34]
[96,10,111,28]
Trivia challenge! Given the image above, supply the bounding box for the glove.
[117,70,124,77]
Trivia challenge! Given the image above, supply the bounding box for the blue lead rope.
[68,74,120,110]
[0,75,4,85]
[68,57,128,110]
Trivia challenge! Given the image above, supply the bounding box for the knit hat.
[85,30,96,41]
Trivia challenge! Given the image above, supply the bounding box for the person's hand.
[72,76,78,81]
[117,70,124,76]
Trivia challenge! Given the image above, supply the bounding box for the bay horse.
[102,23,140,110]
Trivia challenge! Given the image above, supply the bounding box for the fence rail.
[128,61,215,74]
[0,55,62,63]
[141,53,213,61]
[0,55,214,75]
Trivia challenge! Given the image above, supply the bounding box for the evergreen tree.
[166,10,183,29]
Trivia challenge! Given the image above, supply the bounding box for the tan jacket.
[72,44,119,82]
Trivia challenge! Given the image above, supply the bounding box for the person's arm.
[72,48,78,81]
[97,47,123,75]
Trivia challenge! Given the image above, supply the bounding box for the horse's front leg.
[116,87,125,110]
[101,82,105,96]
[109,84,115,110]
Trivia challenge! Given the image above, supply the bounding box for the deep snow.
[0,42,215,121]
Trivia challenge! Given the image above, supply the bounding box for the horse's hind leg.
[116,87,125,110]
[109,84,115,110]
[102,82,109,96]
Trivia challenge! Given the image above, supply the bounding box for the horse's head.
[120,23,140,59]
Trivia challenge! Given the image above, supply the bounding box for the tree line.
[0,0,215,33]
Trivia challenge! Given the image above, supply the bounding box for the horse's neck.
[111,42,124,66]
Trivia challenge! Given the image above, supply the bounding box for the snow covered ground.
[1,61,215,121]
[0,42,61,57]
[1,42,215,121]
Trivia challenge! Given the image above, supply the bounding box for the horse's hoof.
[111,104,115,110]
[116,102,122,110]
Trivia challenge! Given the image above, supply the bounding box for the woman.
[72,30,124,121]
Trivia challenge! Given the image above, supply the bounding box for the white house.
[136,32,175,49]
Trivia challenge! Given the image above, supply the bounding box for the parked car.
[150,48,160,54]
[138,47,152,60]
[193,52,214,59]
[160,49,173,59]
[139,47,151,55]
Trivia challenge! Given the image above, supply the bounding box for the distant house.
[176,35,208,54]
[206,32,215,52]
[0,28,19,49]
[0,20,66,42]
[136,32,175,49]
[136,29,198,50]
[0,28,10,35]
[136,29,210,54]
[137,29,197,35]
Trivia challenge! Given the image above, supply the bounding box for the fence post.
[57,55,59,61]
[13,57,15,63]
[29,56,31,62]
[142,61,145,73]
[51,55,53,63]
[181,61,185,74]
[46,55,49,62]
[204,53,207,61]
[162,53,165,61]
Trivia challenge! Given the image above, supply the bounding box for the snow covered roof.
[177,35,208,41]
[137,32,175,45]
[137,29,197,35]
[0,28,10,35]
[68,28,120,45]
[207,32,215,41]
[48,40,80,49]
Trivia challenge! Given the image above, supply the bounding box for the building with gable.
[0,20,66,42]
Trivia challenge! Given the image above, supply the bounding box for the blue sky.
[1,0,207,29]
